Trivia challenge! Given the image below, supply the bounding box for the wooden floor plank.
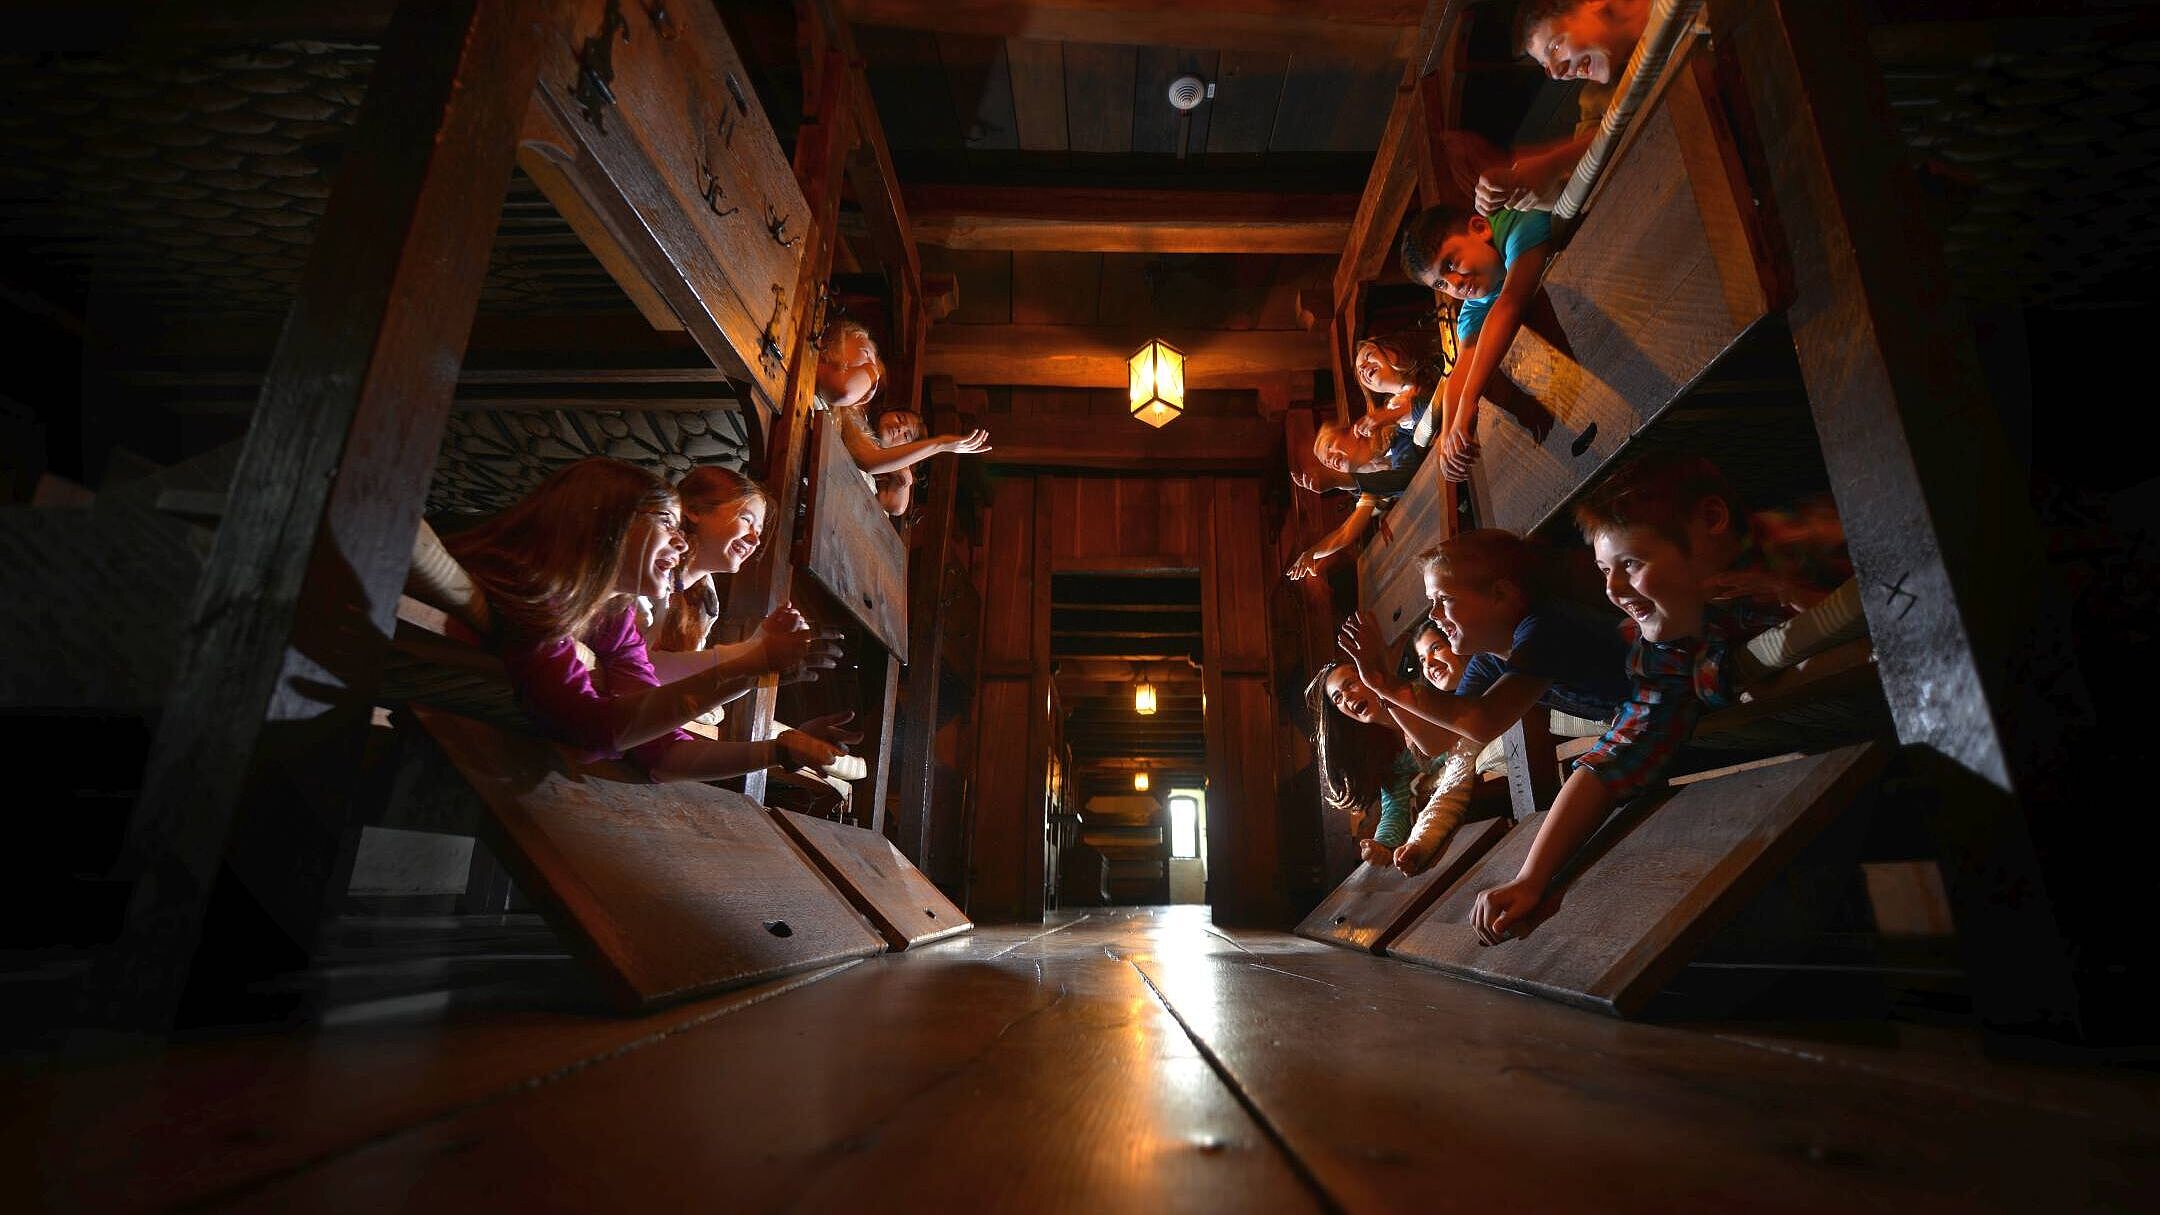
[1293,818,1510,953]
[1135,947,2160,1214]
[210,911,1325,1214]
[9,922,858,1214]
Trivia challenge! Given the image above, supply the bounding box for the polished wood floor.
[11,907,2158,1212]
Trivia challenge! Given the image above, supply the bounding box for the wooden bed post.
[81,0,567,1031]
[892,375,962,861]
[724,18,853,803]
[1718,0,2092,1035]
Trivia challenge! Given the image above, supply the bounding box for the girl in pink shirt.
[447,457,857,780]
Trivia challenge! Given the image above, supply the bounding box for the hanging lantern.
[1134,678,1158,716]
[1127,338,1186,429]
[1134,771,1151,792]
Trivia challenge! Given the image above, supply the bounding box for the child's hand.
[1474,164,1527,216]
[793,711,864,752]
[774,728,844,770]
[757,605,845,674]
[1358,838,1392,867]
[1471,874,1550,945]
[1393,839,1435,876]
[1286,550,1324,581]
[940,429,993,455]
[1336,609,1389,683]
[1441,432,1482,484]
[1352,414,1382,439]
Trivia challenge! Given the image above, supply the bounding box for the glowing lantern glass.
[1127,339,1186,429]
[1134,679,1158,716]
[1134,771,1151,792]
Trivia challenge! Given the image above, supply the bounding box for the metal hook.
[765,206,799,250]
[569,0,630,133]
[644,1,678,40]
[696,162,739,218]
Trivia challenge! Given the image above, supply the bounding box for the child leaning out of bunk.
[645,464,843,726]
[1467,453,1851,945]
[1473,0,1655,215]
[1400,203,1554,483]
[1309,660,1447,868]
[1337,527,1632,781]
[447,457,857,782]
[817,320,992,505]
[1286,335,1445,579]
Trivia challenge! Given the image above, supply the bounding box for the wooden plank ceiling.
[845,17,1409,412]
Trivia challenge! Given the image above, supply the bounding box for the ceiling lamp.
[1134,770,1151,792]
[1128,338,1185,430]
[1134,675,1158,717]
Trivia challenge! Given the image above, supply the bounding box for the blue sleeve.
[1507,608,1617,689]
[1455,296,1493,346]
[1454,653,1506,701]
[1502,209,1553,264]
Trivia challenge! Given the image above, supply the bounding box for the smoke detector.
[1167,74,1211,112]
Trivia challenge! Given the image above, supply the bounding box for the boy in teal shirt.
[1399,204,1554,483]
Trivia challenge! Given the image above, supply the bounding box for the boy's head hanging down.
[1400,205,1505,303]
[1420,528,1540,657]
[1572,452,1746,642]
[1312,418,1394,475]
[1516,0,1652,85]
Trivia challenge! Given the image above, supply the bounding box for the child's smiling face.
[1593,523,1711,643]
[1424,565,1521,657]
[1413,627,1455,690]
[1324,665,1383,725]
[1418,219,1506,302]
[1314,422,1390,474]
[1356,343,1417,396]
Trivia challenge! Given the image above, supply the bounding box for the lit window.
[1169,796,1199,859]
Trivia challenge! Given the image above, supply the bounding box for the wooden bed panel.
[1473,49,1777,538]
[414,706,885,1010]
[802,415,910,659]
[526,0,811,406]
[770,809,971,949]
[1388,743,1883,1016]
[1293,816,1510,953]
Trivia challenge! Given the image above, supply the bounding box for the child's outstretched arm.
[1338,609,1550,745]
[842,425,993,476]
[1471,766,1612,943]
[1474,131,1596,215]
[1353,388,1420,439]
[1439,242,1552,474]
[1286,495,1378,580]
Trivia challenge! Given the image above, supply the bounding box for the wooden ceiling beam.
[982,412,1280,471]
[929,324,1327,389]
[907,186,1358,254]
[835,0,1424,57]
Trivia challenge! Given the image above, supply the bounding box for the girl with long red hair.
[447,457,854,780]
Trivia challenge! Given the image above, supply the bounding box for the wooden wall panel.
[979,476,1038,668]
[967,475,1050,921]
[1200,477,1286,926]
[1044,475,1206,567]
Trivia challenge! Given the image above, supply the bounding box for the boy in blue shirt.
[1337,528,1629,777]
[1399,204,1554,483]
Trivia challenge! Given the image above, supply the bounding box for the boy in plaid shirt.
[1471,454,1850,944]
